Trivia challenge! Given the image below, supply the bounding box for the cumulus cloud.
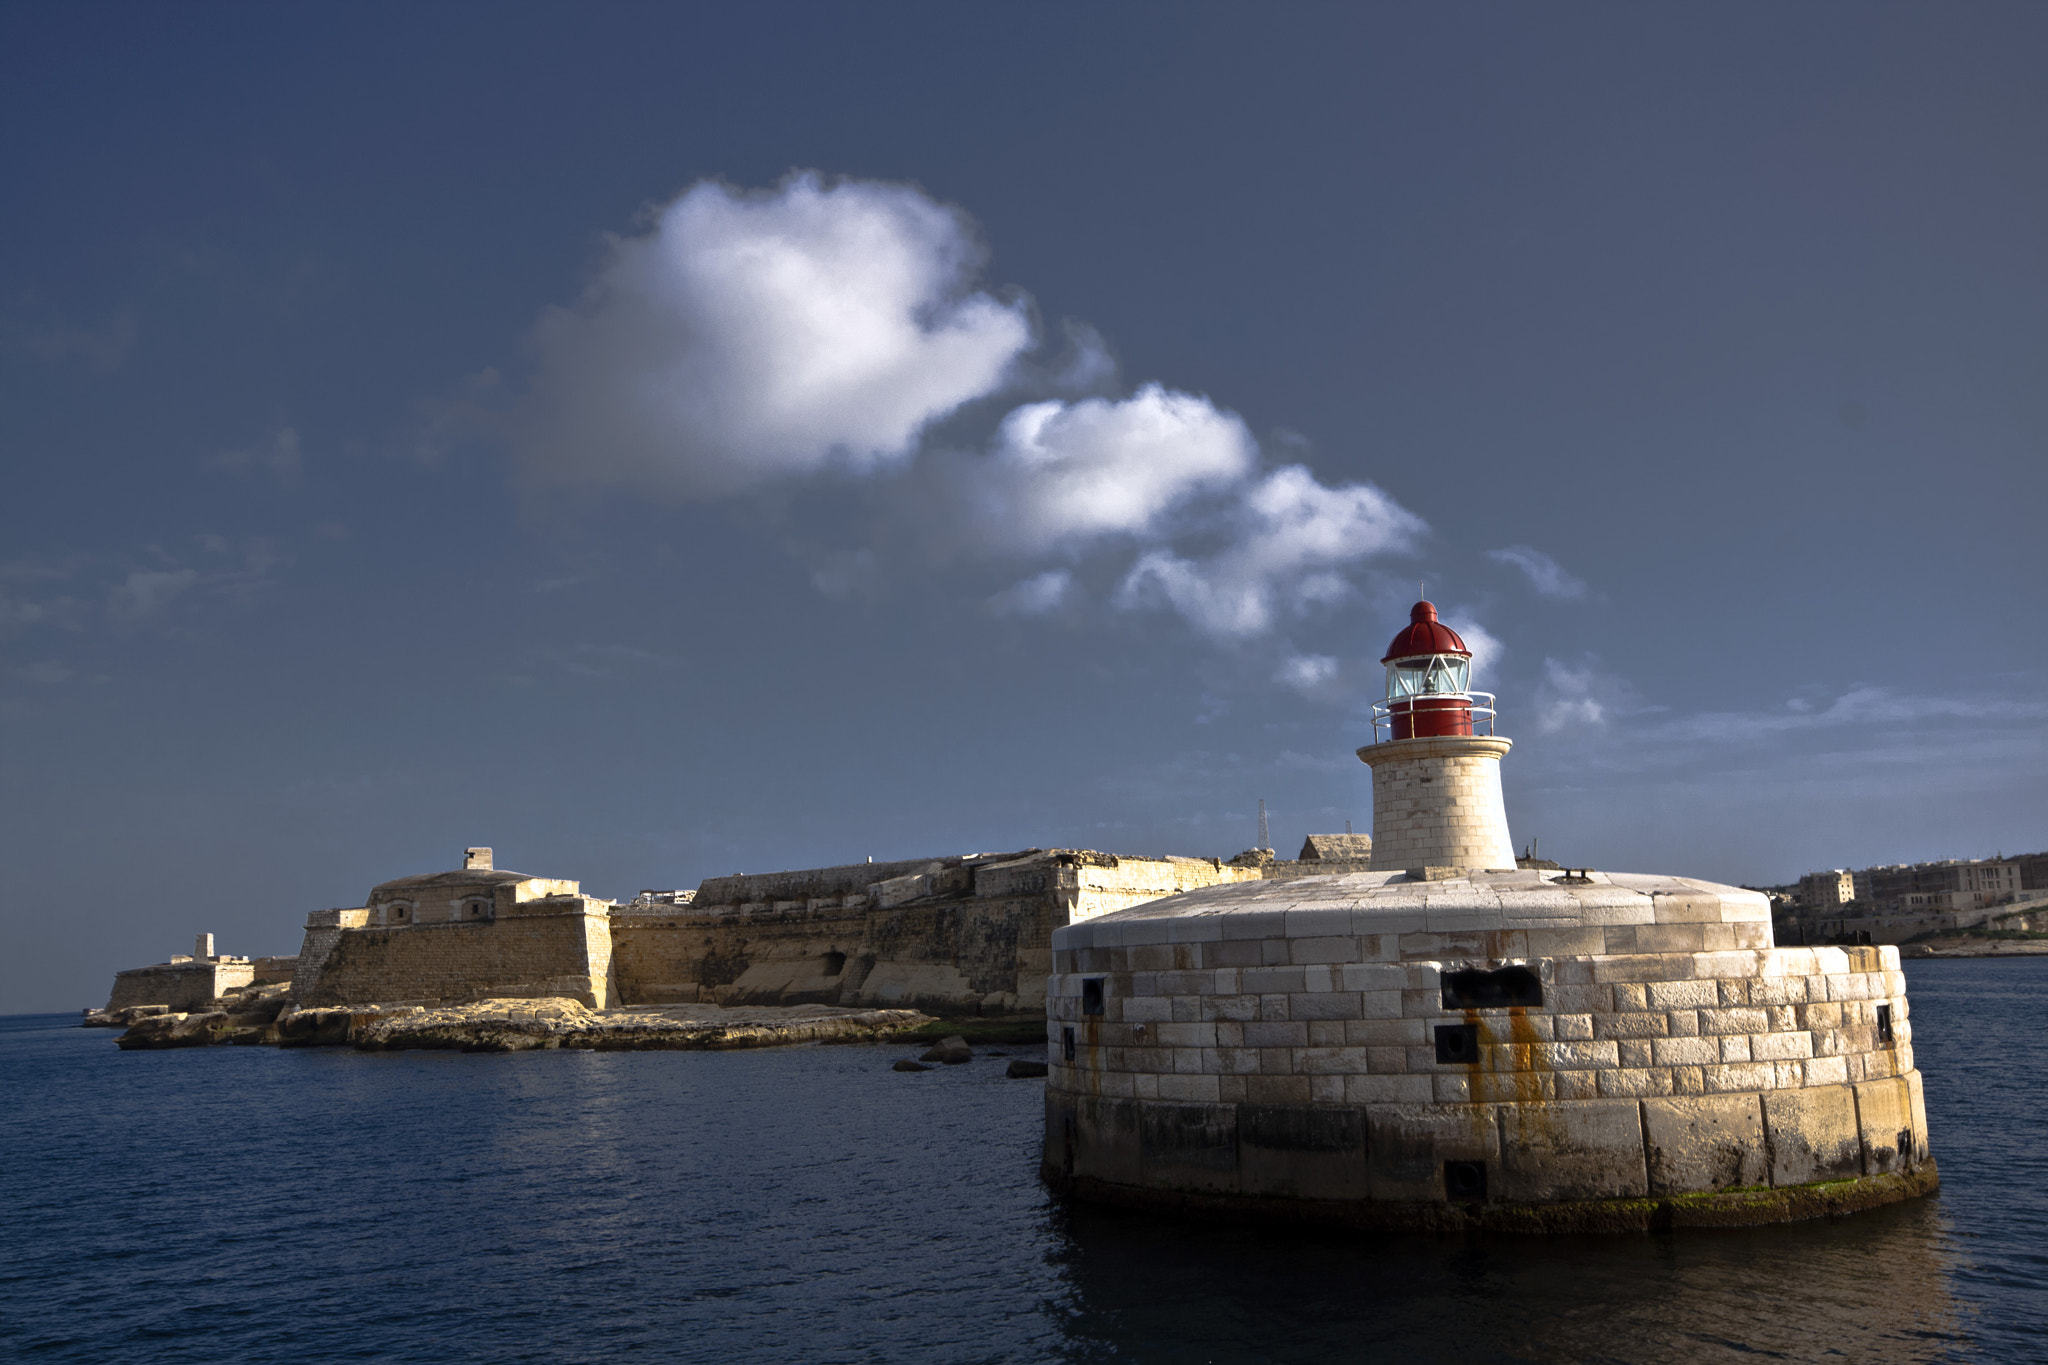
[477,170,1431,653]
[1,310,136,372]
[108,568,199,618]
[206,426,303,482]
[1443,614,1505,685]
[986,569,1073,617]
[512,172,1032,496]
[1534,655,1643,734]
[1274,652,1338,693]
[963,385,1257,552]
[1488,544,1587,599]
[1115,466,1425,637]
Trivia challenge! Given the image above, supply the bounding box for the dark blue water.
[4,958,2044,1364]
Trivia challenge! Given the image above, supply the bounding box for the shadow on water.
[1046,1196,1967,1364]
[0,955,2038,1365]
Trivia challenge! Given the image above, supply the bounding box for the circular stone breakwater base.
[1042,1164,1940,1234]
[1041,868,1939,1232]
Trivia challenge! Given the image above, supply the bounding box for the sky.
[2,3,2043,1012]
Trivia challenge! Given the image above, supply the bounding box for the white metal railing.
[1370,691,1496,743]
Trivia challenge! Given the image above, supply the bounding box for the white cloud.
[14,660,73,684]
[1116,465,1425,637]
[1652,685,2047,746]
[1533,656,1641,734]
[965,385,1257,552]
[1442,614,1505,686]
[108,569,199,618]
[810,549,881,601]
[472,171,1434,651]
[206,426,302,481]
[986,569,1073,616]
[0,310,136,372]
[512,172,1033,497]
[1488,544,1587,599]
[1274,653,1338,693]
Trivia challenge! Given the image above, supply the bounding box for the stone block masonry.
[104,939,296,1012]
[1358,737,1517,873]
[611,850,1258,1014]
[283,848,1257,1016]
[1043,866,1936,1229]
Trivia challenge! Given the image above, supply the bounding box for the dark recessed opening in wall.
[1434,1023,1480,1064]
[1082,978,1104,1015]
[1444,1160,1487,1202]
[1062,1027,1076,1062]
[1877,1003,1893,1043]
[1898,1128,1913,1160]
[1441,965,1542,1009]
[821,951,847,976]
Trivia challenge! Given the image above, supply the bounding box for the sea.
[3,957,2043,1364]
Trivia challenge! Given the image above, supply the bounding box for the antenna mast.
[1258,798,1270,852]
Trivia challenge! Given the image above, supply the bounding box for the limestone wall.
[297,897,615,1008]
[290,908,371,1000]
[1361,737,1517,872]
[1042,935,1928,1210]
[1045,944,1911,1106]
[107,959,255,1011]
[609,851,1258,1014]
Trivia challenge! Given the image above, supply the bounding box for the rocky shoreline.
[88,989,940,1053]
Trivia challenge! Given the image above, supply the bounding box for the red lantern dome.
[1375,601,1492,741]
[1380,600,1469,663]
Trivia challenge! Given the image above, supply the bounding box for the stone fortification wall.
[291,908,371,1000]
[297,896,615,1008]
[249,955,297,984]
[610,851,1258,1014]
[107,959,256,1011]
[691,856,988,909]
[287,849,1252,1016]
[1360,736,1517,872]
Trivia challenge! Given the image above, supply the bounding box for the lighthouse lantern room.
[1374,600,1495,741]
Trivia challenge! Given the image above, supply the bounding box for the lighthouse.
[1040,600,1935,1231]
[1360,601,1515,874]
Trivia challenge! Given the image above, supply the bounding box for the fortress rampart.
[298,896,616,1009]
[282,848,1257,1015]
[105,935,296,1013]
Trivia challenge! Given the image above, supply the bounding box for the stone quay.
[1041,601,1936,1230]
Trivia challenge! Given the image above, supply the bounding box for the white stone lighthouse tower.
[1358,601,1515,873]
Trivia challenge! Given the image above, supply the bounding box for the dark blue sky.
[4,3,2043,1011]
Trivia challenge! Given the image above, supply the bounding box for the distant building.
[104,934,296,1012]
[1865,858,2022,913]
[1297,833,1373,862]
[1798,869,1856,910]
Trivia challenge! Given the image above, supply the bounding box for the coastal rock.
[893,1059,932,1072]
[83,1004,171,1029]
[1006,1059,1049,1078]
[117,995,935,1052]
[352,999,934,1052]
[920,1035,973,1065]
